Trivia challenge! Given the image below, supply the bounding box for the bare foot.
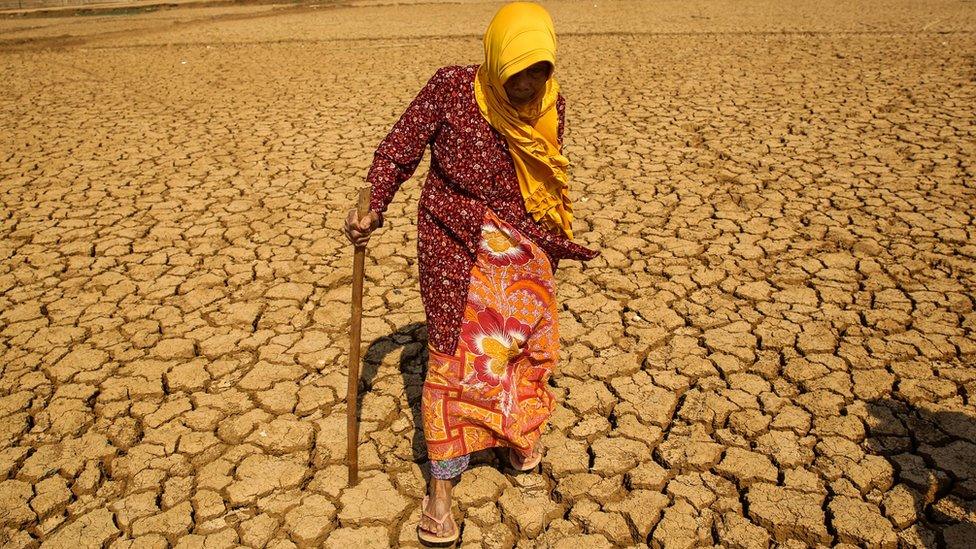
[418,477,457,540]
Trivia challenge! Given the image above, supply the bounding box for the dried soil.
[1,0,974,547]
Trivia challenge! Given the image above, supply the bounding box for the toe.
[441,515,456,537]
[420,514,436,534]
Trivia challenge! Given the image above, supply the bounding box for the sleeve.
[366,67,448,225]
[518,218,599,263]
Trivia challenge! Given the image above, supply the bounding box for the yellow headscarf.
[474,2,575,238]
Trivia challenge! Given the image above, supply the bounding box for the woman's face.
[503,61,552,106]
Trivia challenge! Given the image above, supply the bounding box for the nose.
[517,75,537,92]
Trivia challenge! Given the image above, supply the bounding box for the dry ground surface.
[2,0,976,547]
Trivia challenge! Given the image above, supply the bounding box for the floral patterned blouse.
[366,64,599,355]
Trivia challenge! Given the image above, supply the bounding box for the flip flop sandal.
[416,495,459,547]
[508,447,542,471]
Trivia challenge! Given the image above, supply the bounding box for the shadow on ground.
[360,322,429,477]
[866,398,976,547]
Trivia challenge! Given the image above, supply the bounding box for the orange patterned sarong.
[422,209,559,461]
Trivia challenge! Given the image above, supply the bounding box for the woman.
[344,2,598,544]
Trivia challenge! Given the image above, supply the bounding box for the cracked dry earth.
[1,0,975,547]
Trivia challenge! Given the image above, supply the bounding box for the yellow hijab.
[474,2,575,238]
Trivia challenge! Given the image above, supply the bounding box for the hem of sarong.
[425,417,550,462]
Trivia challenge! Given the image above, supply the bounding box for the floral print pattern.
[479,222,534,267]
[422,210,558,461]
[461,307,532,389]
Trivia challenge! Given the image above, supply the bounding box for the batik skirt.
[422,208,559,471]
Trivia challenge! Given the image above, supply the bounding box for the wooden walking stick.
[347,187,371,487]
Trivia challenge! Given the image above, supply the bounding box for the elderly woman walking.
[344,2,598,544]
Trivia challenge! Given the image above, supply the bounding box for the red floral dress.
[366,64,598,357]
